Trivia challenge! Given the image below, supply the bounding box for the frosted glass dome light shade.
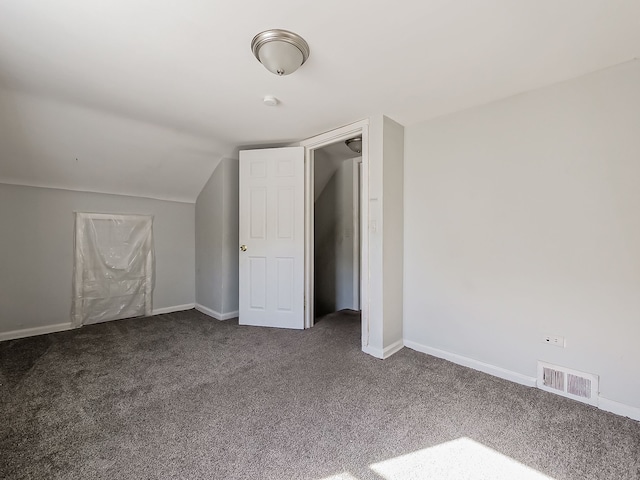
[258,41,303,76]
[251,29,310,76]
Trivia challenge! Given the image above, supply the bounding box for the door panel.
[249,187,267,239]
[277,187,294,238]
[239,147,304,329]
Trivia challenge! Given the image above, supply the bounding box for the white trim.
[362,339,404,359]
[152,303,195,315]
[405,340,640,422]
[299,120,370,344]
[383,339,404,358]
[352,159,362,311]
[403,340,537,387]
[299,119,370,149]
[361,344,384,359]
[599,396,640,422]
[0,323,74,342]
[218,310,239,320]
[304,143,316,326]
[195,304,239,321]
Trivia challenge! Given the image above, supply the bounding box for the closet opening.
[312,140,362,324]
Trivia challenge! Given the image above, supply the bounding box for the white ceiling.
[1,0,639,201]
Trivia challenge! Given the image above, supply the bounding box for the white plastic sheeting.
[72,213,154,327]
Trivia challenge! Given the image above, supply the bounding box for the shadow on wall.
[314,158,356,318]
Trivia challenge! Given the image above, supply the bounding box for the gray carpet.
[1,309,638,480]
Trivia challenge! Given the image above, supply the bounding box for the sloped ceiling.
[314,142,360,202]
[0,1,639,202]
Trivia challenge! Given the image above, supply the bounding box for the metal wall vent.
[567,374,592,399]
[537,361,598,406]
[542,367,565,391]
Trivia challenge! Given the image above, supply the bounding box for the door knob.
[240,244,247,252]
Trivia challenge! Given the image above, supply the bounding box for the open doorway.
[300,120,370,346]
[313,141,362,321]
[237,120,370,344]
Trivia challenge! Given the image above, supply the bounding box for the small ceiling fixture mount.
[263,95,279,107]
[251,29,310,76]
[345,137,362,154]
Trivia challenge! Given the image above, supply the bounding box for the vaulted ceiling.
[1,1,638,201]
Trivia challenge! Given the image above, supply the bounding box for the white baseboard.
[0,323,74,342]
[152,303,195,315]
[219,311,239,320]
[384,339,404,358]
[403,340,537,388]
[404,339,640,422]
[362,339,404,359]
[361,344,383,358]
[599,397,640,422]
[195,304,238,321]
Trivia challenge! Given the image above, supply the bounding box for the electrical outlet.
[543,334,565,348]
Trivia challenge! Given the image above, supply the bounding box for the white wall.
[195,161,224,312]
[195,158,239,318]
[0,183,195,335]
[222,159,240,314]
[314,158,356,316]
[365,115,405,357]
[404,60,640,411]
[382,117,404,347]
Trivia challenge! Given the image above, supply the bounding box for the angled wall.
[195,158,239,319]
[0,88,231,203]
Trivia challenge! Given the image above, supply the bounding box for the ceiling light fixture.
[251,29,310,76]
[345,137,362,154]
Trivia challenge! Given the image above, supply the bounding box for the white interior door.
[239,147,305,329]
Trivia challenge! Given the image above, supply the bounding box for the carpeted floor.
[1,309,638,480]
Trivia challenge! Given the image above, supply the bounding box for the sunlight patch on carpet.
[370,437,556,480]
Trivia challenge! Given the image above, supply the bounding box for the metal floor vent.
[537,361,598,406]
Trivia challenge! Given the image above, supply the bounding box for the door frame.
[353,158,362,311]
[299,119,370,335]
